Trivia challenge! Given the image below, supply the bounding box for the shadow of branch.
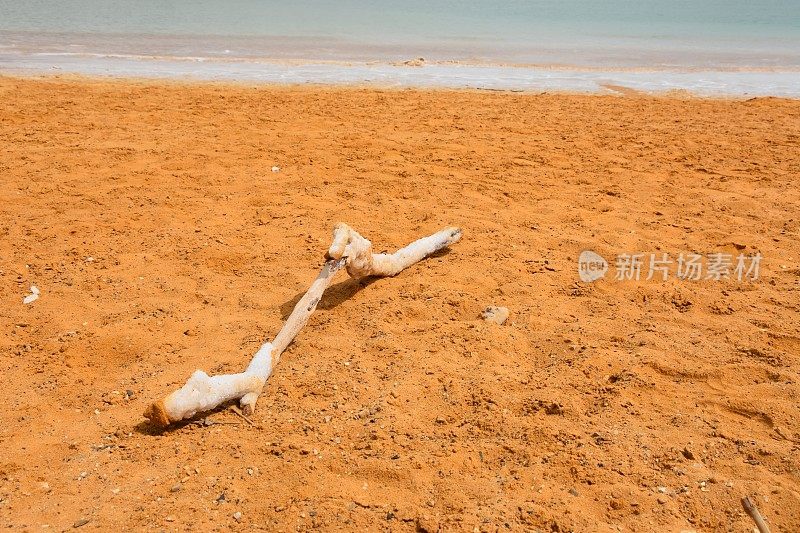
[279,276,377,320]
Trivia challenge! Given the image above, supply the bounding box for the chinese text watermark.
[578,251,761,283]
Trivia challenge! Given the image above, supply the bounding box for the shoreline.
[3,26,799,97]
[2,59,799,98]
[4,71,799,101]
[9,52,800,73]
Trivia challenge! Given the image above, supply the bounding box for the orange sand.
[0,76,798,531]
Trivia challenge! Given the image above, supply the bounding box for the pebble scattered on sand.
[271,166,280,172]
[480,306,509,325]
[233,511,242,522]
[23,285,39,304]
[72,518,90,528]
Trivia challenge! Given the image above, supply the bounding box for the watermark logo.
[578,251,761,283]
[578,250,609,282]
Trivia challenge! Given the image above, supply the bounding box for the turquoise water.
[1,1,799,93]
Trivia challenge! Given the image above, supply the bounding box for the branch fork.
[144,223,461,428]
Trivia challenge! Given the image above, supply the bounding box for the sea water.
[1,0,799,95]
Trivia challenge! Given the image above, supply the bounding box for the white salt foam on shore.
[2,53,799,97]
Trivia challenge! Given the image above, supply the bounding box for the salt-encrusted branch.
[144,223,461,428]
[327,223,461,279]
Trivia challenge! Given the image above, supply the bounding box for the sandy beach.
[1,76,799,531]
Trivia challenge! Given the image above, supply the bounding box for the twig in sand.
[742,495,771,533]
[230,406,258,428]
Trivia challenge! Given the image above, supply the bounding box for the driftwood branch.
[143,223,461,428]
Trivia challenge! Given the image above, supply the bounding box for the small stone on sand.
[480,306,509,325]
[23,285,39,304]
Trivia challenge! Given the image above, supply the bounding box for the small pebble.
[480,306,509,325]
[657,496,668,505]
[23,285,39,304]
[271,166,280,172]
[73,518,90,528]
[233,511,242,522]
[170,483,182,492]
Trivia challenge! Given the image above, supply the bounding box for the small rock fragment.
[233,511,242,522]
[73,518,90,528]
[271,166,280,172]
[416,516,436,532]
[657,496,668,505]
[170,483,182,492]
[23,286,39,304]
[480,306,509,325]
